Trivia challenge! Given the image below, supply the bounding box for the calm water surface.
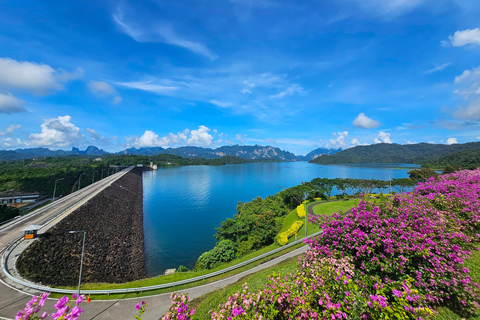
[143,161,418,276]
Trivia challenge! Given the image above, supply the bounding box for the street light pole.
[78,173,85,191]
[69,230,86,297]
[92,170,97,184]
[52,178,64,203]
[102,169,106,179]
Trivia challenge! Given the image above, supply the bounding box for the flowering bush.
[15,293,85,320]
[296,203,306,218]
[161,293,195,320]
[160,169,480,319]
[276,221,303,246]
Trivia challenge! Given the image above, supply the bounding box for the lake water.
[142,161,419,276]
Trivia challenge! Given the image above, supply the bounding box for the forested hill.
[421,149,480,169]
[309,142,480,164]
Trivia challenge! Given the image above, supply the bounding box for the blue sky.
[0,0,480,155]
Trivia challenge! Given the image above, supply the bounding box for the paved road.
[0,245,309,320]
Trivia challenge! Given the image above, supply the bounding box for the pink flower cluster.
[161,293,195,320]
[15,293,85,320]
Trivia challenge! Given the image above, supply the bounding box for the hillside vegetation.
[422,149,480,170]
[310,142,480,164]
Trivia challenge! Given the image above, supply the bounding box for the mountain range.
[1,142,479,165]
[0,145,303,161]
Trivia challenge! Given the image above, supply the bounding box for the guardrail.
[1,230,322,295]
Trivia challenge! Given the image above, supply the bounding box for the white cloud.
[210,100,234,108]
[186,125,214,147]
[424,63,451,74]
[88,81,116,96]
[448,28,480,47]
[329,131,349,148]
[353,113,381,129]
[56,68,84,82]
[446,137,458,145]
[26,115,85,148]
[0,124,21,136]
[269,84,304,99]
[116,80,178,94]
[88,80,122,104]
[374,132,392,144]
[126,126,216,148]
[113,8,218,60]
[0,93,26,113]
[236,134,245,144]
[453,66,480,120]
[0,58,80,94]
[158,26,219,61]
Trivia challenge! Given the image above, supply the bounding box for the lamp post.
[78,173,86,191]
[101,169,106,179]
[69,230,86,296]
[52,178,64,203]
[92,170,97,184]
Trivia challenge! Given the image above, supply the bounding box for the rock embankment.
[16,168,146,286]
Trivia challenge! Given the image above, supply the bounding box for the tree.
[407,168,439,182]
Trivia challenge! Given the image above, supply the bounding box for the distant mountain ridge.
[309,142,480,165]
[296,148,341,161]
[0,146,107,161]
[0,145,298,161]
[120,145,298,161]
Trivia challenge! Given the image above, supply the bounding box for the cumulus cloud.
[0,58,81,94]
[0,93,26,113]
[374,132,392,144]
[447,137,458,145]
[353,113,381,129]
[0,124,21,136]
[126,125,216,148]
[329,131,349,148]
[26,115,85,148]
[447,28,480,47]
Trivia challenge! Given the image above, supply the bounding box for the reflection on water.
[143,162,418,276]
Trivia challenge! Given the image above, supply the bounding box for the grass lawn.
[189,256,299,319]
[311,199,360,216]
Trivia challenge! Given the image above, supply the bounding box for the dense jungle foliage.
[0,206,20,223]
